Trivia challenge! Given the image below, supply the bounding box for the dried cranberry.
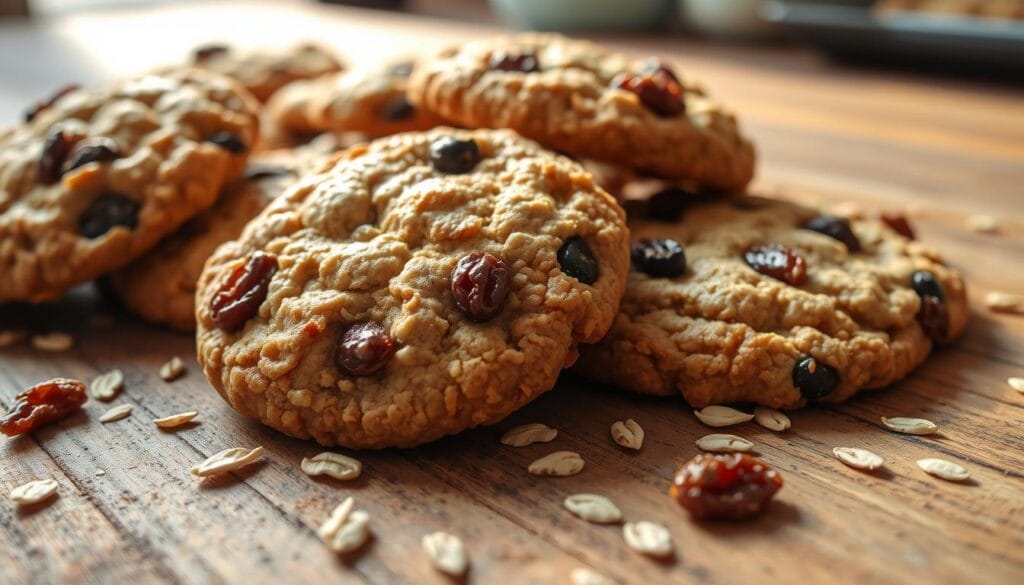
[880,212,915,240]
[336,321,397,376]
[803,215,861,252]
[38,129,83,184]
[206,131,248,154]
[0,378,87,437]
[380,95,415,121]
[640,59,681,84]
[24,84,80,123]
[210,251,279,331]
[242,164,294,181]
[78,194,139,238]
[612,65,685,118]
[558,237,599,285]
[744,244,807,286]
[193,43,229,62]
[792,356,838,400]
[388,61,415,77]
[451,253,511,322]
[62,137,121,176]
[632,239,686,278]
[670,453,783,521]
[910,270,944,300]
[488,50,540,73]
[917,295,949,342]
[429,137,481,174]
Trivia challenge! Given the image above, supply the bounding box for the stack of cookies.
[0,34,968,450]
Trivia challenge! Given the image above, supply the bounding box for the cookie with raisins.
[189,42,344,103]
[195,128,629,448]
[575,195,968,409]
[0,69,259,302]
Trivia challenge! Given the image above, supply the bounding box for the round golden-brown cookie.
[409,33,755,190]
[109,137,341,331]
[0,69,260,303]
[190,42,345,102]
[575,195,968,409]
[195,128,630,448]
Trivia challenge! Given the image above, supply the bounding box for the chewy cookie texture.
[195,128,630,448]
[0,69,260,302]
[190,42,345,102]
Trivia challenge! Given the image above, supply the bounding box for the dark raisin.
[792,356,838,400]
[744,244,807,286]
[242,164,294,181]
[910,270,944,301]
[429,137,481,174]
[612,65,685,118]
[380,95,415,121]
[336,321,397,376]
[670,453,784,521]
[646,187,693,222]
[210,251,279,332]
[917,295,949,342]
[62,137,121,176]
[78,194,139,238]
[38,129,83,184]
[206,131,248,154]
[0,378,87,437]
[879,212,916,240]
[388,60,415,77]
[193,43,229,62]
[631,239,686,278]
[802,215,861,252]
[24,83,80,123]
[451,253,511,322]
[488,50,540,73]
[557,237,599,285]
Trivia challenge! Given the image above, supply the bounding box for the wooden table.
[1,2,1022,584]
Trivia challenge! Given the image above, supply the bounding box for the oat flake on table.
[9,478,59,506]
[917,458,970,482]
[90,369,124,401]
[622,521,673,558]
[99,403,133,423]
[528,451,584,477]
[499,423,557,447]
[191,446,265,477]
[31,332,73,352]
[153,411,199,429]
[610,418,644,450]
[563,493,622,524]
[319,497,371,554]
[694,405,754,427]
[881,416,938,435]
[833,447,884,471]
[159,356,186,381]
[301,452,362,481]
[421,531,469,577]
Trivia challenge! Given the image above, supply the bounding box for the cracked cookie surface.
[576,196,968,409]
[190,42,345,102]
[0,69,260,302]
[409,33,755,190]
[195,128,630,448]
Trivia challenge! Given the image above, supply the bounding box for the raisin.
[612,64,685,118]
[193,43,229,62]
[380,95,415,121]
[206,131,248,154]
[803,215,861,252]
[242,164,294,181]
[646,187,692,222]
[792,356,839,400]
[78,193,139,238]
[917,295,949,342]
[670,453,783,521]
[451,253,511,322]
[558,237,599,285]
[0,378,87,437]
[62,137,121,176]
[631,239,686,278]
[640,59,681,84]
[910,270,944,300]
[209,251,278,332]
[336,321,397,376]
[879,212,915,240]
[24,83,80,123]
[744,244,807,286]
[38,129,83,184]
[388,61,415,77]
[429,137,481,174]
[488,50,540,73]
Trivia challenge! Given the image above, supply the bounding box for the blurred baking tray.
[762,1,1024,78]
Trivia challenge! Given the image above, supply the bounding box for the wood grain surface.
[1,2,1022,584]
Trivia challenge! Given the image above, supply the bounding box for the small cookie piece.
[195,128,629,448]
[576,195,968,409]
[0,70,259,302]
[190,42,345,102]
[110,139,340,331]
[409,33,755,190]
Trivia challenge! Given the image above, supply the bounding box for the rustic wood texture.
[1,2,1022,584]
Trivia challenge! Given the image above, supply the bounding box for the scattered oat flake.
[833,447,884,471]
[422,531,469,577]
[0,330,26,348]
[301,452,362,481]
[696,434,754,453]
[571,568,617,585]
[99,403,133,423]
[754,406,791,431]
[881,416,938,435]
[1008,377,1024,393]
[528,451,584,477]
[95,469,106,476]
[153,411,199,429]
[564,493,622,524]
[967,214,999,234]
[694,405,754,427]
[159,356,186,381]
[9,478,59,506]
[500,423,557,447]
[318,497,370,554]
[622,521,673,558]
[985,292,1023,314]
[31,332,73,352]
[191,446,265,477]
[917,458,970,482]
[610,418,644,450]
[90,369,124,401]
